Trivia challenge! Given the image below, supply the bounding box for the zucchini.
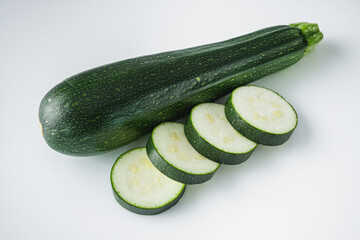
[111,147,185,215]
[39,22,323,156]
[146,122,220,184]
[225,85,297,145]
[184,103,257,165]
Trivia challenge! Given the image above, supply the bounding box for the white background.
[1,0,360,239]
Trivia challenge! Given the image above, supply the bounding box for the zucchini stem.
[290,22,323,55]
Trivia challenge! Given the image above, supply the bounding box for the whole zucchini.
[39,22,323,156]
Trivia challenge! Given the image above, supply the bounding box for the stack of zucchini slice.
[111,85,298,215]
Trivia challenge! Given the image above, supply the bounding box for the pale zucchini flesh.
[225,85,297,145]
[146,122,220,184]
[185,103,257,164]
[111,147,185,215]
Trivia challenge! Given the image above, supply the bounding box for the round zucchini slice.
[185,103,257,165]
[225,85,298,146]
[111,147,185,215]
[146,122,220,184]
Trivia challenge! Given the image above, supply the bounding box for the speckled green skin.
[110,147,186,215]
[224,88,298,146]
[184,113,257,165]
[39,24,309,156]
[146,131,219,184]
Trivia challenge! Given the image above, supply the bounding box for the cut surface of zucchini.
[225,85,297,145]
[111,147,185,215]
[147,122,220,184]
[185,103,257,164]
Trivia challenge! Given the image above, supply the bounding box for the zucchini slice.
[111,147,185,215]
[225,85,298,145]
[185,103,257,165]
[146,122,220,184]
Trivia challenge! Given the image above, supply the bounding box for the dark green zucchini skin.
[111,186,186,215]
[39,25,311,156]
[184,116,257,165]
